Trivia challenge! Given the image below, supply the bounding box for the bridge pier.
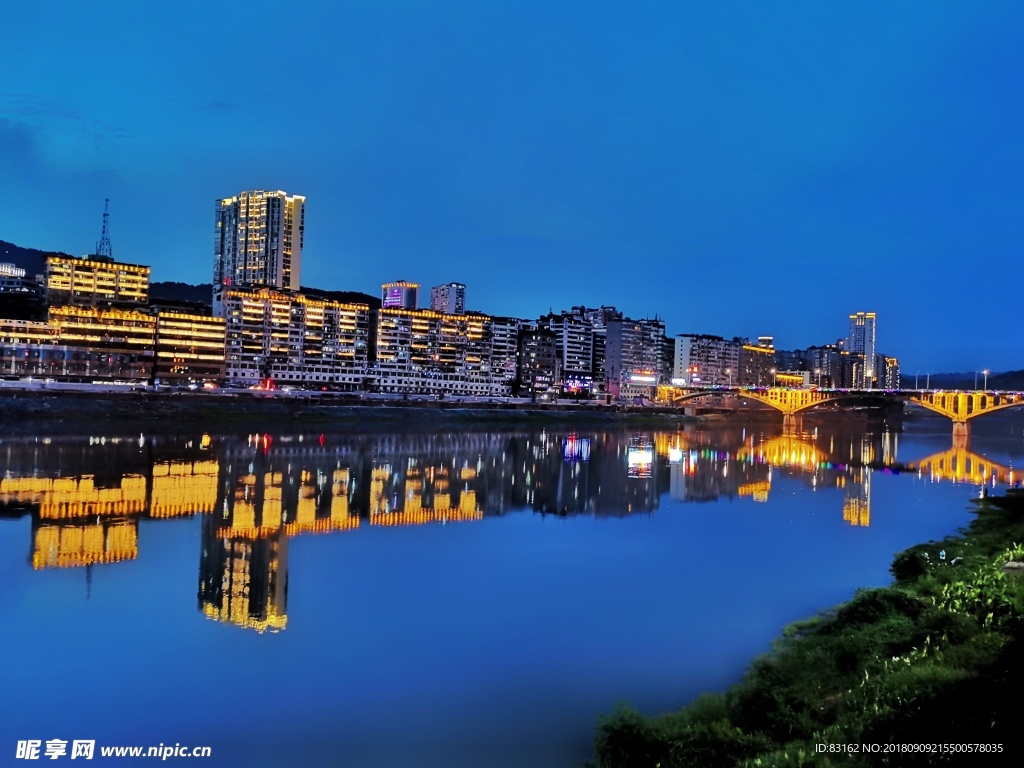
[783,413,803,432]
[952,421,970,449]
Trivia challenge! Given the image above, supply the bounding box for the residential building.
[381,280,419,309]
[430,282,466,314]
[372,307,511,396]
[488,316,522,389]
[538,311,594,392]
[45,254,150,308]
[737,343,775,387]
[221,288,370,388]
[48,305,157,381]
[878,354,900,390]
[848,311,877,388]
[605,317,667,398]
[673,334,740,387]
[152,307,227,384]
[517,325,560,397]
[213,190,305,313]
[0,263,45,320]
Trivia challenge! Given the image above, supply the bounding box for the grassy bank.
[594,490,1024,766]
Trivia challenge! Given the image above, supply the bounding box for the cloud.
[0,93,131,157]
[0,118,43,179]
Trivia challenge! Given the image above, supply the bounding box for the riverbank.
[594,489,1024,766]
[0,388,701,434]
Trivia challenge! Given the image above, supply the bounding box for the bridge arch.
[667,387,1024,435]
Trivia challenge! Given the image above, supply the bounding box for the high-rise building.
[848,312,877,388]
[381,280,419,309]
[538,311,595,391]
[605,317,667,398]
[214,190,305,313]
[673,334,741,386]
[430,282,466,314]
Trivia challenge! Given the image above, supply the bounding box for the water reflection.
[1,425,1018,634]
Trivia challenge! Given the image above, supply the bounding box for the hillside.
[924,371,1024,391]
[0,239,72,276]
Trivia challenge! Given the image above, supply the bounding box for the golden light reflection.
[32,519,138,569]
[914,447,1016,486]
[738,481,770,503]
[737,435,828,470]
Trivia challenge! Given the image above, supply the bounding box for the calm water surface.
[2,413,1022,767]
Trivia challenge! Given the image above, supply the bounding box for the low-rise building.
[46,254,150,308]
[152,306,227,384]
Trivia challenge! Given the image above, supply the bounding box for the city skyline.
[2,3,1022,372]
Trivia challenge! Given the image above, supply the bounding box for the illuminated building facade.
[0,318,59,377]
[381,280,419,309]
[153,308,227,384]
[48,305,156,381]
[605,317,667,398]
[372,307,511,396]
[776,371,810,388]
[517,325,560,396]
[673,334,740,386]
[738,343,775,386]
[45,254,150,308]
[430,282,466,314]
[848,311,877,388]
[878,354,900,390]
[489,316,522,389]
[538,311,594,392]
[213,190,305,313]
[221,288,370,387]
[0,262,45,320]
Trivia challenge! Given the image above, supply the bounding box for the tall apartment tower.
[213,190,305,313]
[847,312,877,388]
[430,282,466,314]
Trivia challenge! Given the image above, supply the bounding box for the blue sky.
[2,1,1021,373]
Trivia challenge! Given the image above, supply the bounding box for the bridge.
[665,386,1024,437]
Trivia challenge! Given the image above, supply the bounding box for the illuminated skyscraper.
[847,312,877,388]
[213,190,305,313]
[430,282,466,314]
[381,280,419,309]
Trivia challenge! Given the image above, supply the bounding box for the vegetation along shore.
[594,490,1024,767]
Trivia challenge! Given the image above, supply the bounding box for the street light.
[814,367,821,389]
[771,368,777,387]
[983,369,989,390]
[725,367,732,387]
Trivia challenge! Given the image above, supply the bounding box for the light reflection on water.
[0,414,1021,767]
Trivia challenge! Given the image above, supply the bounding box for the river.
[1,412,1021,767]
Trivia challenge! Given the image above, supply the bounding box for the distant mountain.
[0,239,72,277]
[989,370,1024,391]
[923,371,1024,391]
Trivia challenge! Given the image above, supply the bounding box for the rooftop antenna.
[96,198,112,258]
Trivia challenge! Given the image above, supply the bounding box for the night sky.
[2,2,1022,373]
